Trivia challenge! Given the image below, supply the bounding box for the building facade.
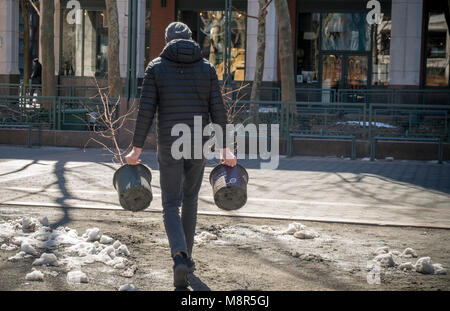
[0,0,449,94]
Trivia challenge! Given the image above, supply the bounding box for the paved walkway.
[0,145,449,228]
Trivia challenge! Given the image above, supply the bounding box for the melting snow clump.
[415,257,434,274]
[195,231,217,244]
[1,244,18,251]
[398,262,414,271]
[67,270,89,284]
[21,241,38,256]
[293,230,318,239]
[372,247,389,256]
[83,228,101,242]
[374,253,395,267]
[100,235,114,244]
[432,264,447,275]
[281,223,319,239]
[33,253,59,266]
[25,270,44,281]
[401,248,418,258]
[283,223,305,235]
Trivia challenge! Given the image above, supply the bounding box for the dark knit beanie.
[165,22,192,43]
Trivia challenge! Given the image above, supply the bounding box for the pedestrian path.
[0,145,449,228]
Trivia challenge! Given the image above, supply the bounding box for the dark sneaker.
[173,254,189,288]
[186,257,195,273]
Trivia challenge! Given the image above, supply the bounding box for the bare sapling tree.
[81,79,136,165]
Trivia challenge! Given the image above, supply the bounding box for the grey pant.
[157,146,206,257]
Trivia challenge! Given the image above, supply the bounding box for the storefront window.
[425,13,449,87]
[321,13,371,52]
[61,3,108,77]
[372,13,391,86]
[177,10,246,81]
[296,13,320,84]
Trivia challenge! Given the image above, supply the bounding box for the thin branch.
[28,0,40,16]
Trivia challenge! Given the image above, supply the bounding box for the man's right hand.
[125,147,142,165]
[220,148,237,167]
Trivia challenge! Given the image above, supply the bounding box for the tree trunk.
[274,0,296,116]
[250,0,270,124]
[40,0,56,109]
[105,0,122,98]
[20,0,31,89]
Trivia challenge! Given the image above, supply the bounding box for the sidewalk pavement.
[0,145,449,228]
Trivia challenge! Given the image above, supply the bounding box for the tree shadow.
[0,159,39,177]
[50,160,72,229]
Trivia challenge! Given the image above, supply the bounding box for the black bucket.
[209,164,249,211]
[113,164,153,212]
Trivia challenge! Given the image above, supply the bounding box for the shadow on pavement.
[188,272,211,291]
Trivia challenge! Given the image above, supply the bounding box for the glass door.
[321,54,369,89]
[346,55,369,89]
[322,54,343,89]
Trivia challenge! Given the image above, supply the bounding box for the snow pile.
[1,244,18,251]
[372,246,389,256]
[281,222,319,239]
[21,241,38,256]
[9,251,33,261]
[415,257,447,275]
[398,262,414,271]
[33,253,59,266]
[67,270,89,284]
[373,253,395,267]
[25,270,44,282]
[282,223,305,235]
[195,231,217,244]
[0,217,135,285]
[82,228,101,242]
[335,121,396,128]
[401,248,418,258]
[100,235,114,244]
[369,247,446,275]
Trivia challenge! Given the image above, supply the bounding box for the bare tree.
[105,0,122,98]
[83,79,136,165]
[250,0,273,124]
[274,0,296,111]
[40,0,56,108]
[20,0,31,88]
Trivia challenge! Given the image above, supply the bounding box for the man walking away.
[125,22,236,291]
[30,58,42,96]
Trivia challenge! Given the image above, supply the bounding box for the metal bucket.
[113,164,153,212]
[209,164,249,211]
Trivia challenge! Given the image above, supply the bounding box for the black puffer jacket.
[132,39,227,148]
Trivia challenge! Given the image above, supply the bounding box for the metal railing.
[0,95,56,128]
[368,103,449,139]
[0,95,119,131]
[285,101,367,140]
[56,96,119,131]
[1,90,450,145]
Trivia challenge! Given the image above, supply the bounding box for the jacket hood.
[160,39,203,64]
